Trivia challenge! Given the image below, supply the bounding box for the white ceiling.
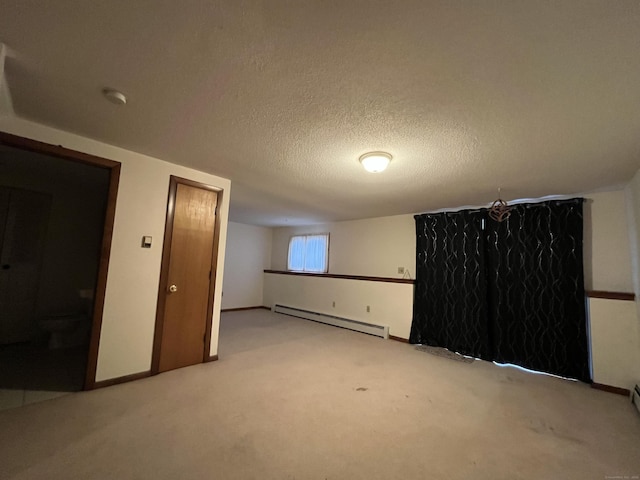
[1,1,639,226]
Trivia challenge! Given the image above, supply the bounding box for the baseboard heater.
[633,384,640,416]
[273,304,389,339]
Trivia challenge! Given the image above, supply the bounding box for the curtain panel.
[411,198,590,382]
[410,209,492,360]
[486,198,589,382]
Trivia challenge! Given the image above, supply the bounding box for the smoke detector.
[102,88,127,105]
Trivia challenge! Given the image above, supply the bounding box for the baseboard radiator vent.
[633,384,640,416]
[273,304,389,339]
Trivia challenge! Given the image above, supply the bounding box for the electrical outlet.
[366,305,370,313]
[332,301,335,308]
[397,266,404,274]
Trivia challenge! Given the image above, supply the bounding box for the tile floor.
[0,343,86,411]
[0,388,70,411]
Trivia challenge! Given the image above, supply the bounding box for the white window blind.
[287,234,329,273]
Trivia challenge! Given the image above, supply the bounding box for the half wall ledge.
[586,291,635,301]
[264,270,415,284]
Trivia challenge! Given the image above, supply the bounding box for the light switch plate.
[141,236,152,248]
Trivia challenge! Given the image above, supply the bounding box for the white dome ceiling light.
[359,151,392,173]
[102,88,127,105]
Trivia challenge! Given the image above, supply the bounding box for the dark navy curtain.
[409,209,492,360]
[410,198,591,383]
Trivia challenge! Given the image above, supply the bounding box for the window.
[287,234,329,273]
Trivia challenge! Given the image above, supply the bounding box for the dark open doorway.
[0,132,119,408]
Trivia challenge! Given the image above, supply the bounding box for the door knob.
[168,284,178,293]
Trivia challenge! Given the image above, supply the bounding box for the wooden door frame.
[150,175,223,375]
[0,131,120,391]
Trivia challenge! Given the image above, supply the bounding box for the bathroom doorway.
[0,132,119,409]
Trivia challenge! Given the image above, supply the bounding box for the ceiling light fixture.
[102,88,127,105]
[359,151,392,173]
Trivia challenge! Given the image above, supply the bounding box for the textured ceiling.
[1,1,639,226]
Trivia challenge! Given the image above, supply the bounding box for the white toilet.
[39,313,90,349]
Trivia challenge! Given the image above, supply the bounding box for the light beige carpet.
[0,309,639,479]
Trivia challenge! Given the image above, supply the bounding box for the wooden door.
[157,181,218,372]
[0,187,51,344]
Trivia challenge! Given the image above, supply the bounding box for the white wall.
[0,115,231,382]
[0,44,13,115]
[584,191,633,292]
[589,297,639,389]
[624,170,640,383]
[584,189,639,389]
[222,222,272,310]
[264,273,414,338]
[625,171,640,301]
[271,214,415,277]
[266,214,415,338]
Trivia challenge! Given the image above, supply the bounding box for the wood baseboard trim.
[93,370,151,389]
[205,354,219,362]
[221,306,270,312]
[389,335,410,343]
[591,382,631,396]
